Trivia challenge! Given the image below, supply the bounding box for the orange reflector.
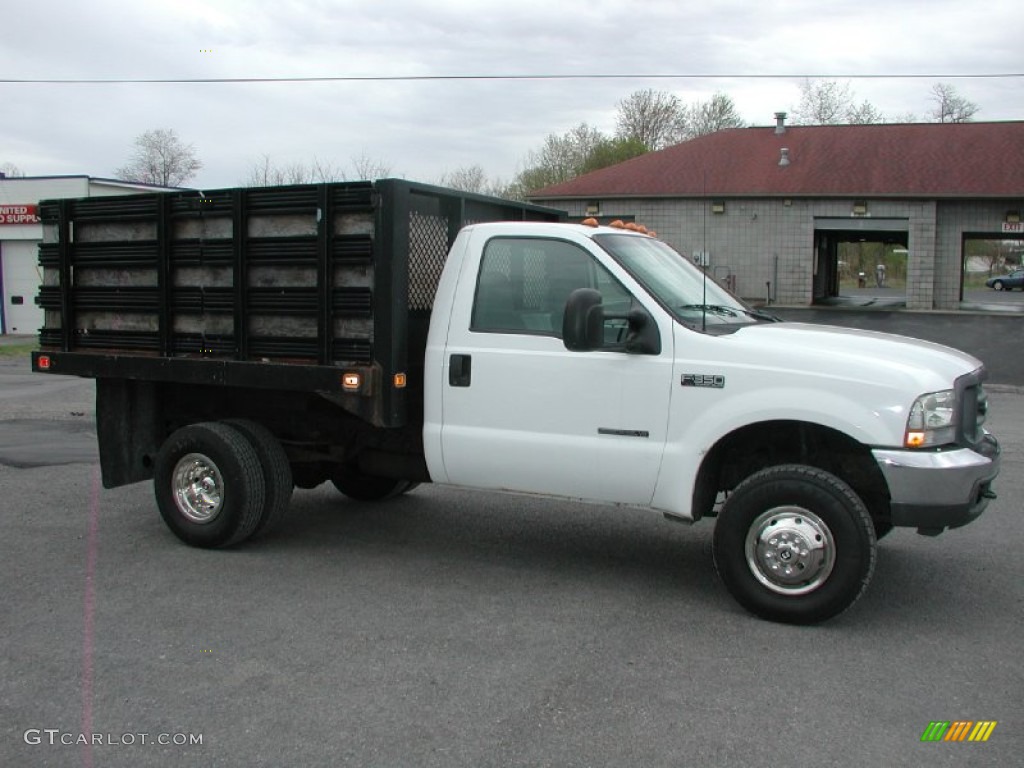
[37,355,51,370]
[905,431,926,448]
[393,372,407,388]
[342,372,362,391]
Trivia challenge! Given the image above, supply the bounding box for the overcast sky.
[2,0,1022,190]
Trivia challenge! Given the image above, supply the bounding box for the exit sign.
[1002,221,1024,234]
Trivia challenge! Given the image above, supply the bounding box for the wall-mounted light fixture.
[711,200,726,214]
[585,201,600,216]
[1006,210,1021,224]
[852,200,868,216]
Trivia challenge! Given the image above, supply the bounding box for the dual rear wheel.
[154,420,292,549]
[154,421,415,548]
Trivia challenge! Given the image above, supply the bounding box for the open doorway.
[961,233,1023,303]
[813,219,909,305]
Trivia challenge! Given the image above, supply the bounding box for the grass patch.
[0,343,38,358]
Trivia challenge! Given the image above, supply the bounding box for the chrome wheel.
[744,506,836,595]
[171,452,224,524]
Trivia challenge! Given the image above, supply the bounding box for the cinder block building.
[529,117,1024,310]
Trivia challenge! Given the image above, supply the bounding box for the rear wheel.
[154,422,265,548]
[713,464,877,624]
[222,419,293,536]
[331,464,416,501]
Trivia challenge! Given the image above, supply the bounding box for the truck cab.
[425,221,1000,622]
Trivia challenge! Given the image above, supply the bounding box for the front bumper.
[872,432,1000,533]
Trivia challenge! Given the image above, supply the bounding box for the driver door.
[437,234,673,504]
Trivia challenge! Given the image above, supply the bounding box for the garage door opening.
[813,218,909,306]
[961,233,1023,305]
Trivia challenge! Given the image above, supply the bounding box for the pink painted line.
[80,465,101,768]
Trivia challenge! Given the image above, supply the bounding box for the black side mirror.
[562,288,604,351]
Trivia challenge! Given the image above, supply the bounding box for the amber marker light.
[342,372,362,391]
[393,373,407,389]
[905,431,926,448]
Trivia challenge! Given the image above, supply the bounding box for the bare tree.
[436,164,500,195]
[615,89,686,149]
[0,161,25,178]
[243,155,343,186]
[929,83,979,123]
[438,164,486,192]
[682,92,746,139]
[350,152,391,179]
[116,128,202,186]
[792,79,856,125]
[846,100,885,124]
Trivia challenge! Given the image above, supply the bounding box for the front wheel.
[713,464,877,624]
[992,281,1005,291]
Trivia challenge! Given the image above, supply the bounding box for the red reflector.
[37,355,51,370]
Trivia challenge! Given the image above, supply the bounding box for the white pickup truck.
[33,180,1000,624]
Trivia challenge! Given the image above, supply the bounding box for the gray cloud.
[2,0,1020,188]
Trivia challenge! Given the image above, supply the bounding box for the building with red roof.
[529,116,1024,310]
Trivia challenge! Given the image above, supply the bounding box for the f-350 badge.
[681,374,725,389]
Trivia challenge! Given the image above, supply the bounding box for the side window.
[471,237,631,337]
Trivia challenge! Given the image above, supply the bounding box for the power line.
[2,72,1023,85]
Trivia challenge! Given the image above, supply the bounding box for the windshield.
[593,233,760,329]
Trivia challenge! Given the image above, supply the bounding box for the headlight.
[905,389,957,448]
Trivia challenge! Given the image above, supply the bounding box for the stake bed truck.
[32,180,1001,623]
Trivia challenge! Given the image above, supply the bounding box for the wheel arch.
[691,419,891,524]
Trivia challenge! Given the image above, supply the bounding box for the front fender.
[651,379,908,519]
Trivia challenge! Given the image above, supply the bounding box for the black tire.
[330,465,415,501]
[872,519,894,540]
[713,464,877,624]
[154,422,265,548]
[222,419,293,536]
[291,463,327,489]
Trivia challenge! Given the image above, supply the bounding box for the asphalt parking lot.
[1,348,1022,767]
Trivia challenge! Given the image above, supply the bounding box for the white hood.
[724,322,982,392]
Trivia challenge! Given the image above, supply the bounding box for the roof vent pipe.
[774,112,787,135]
[779,148,790,167]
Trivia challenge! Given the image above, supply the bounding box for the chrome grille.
[960,384,987,444]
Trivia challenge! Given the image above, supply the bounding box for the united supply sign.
[0,204,41,224]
